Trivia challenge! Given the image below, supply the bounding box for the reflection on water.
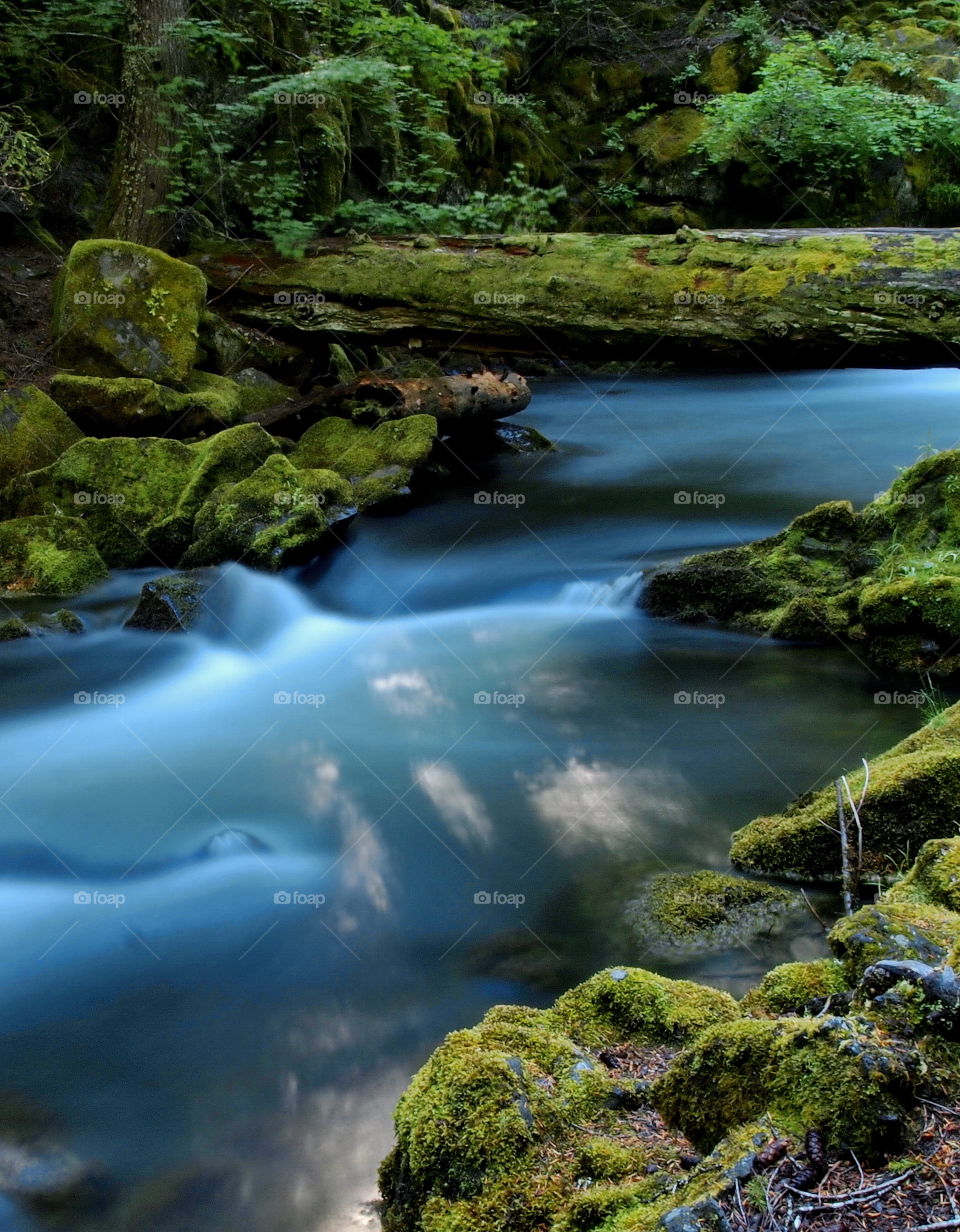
[0,368,958,1229]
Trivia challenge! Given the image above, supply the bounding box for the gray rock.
[659,1197,732,1232]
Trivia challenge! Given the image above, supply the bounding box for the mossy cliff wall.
[191,229,960,361]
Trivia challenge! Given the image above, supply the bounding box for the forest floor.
[0,244,59,391]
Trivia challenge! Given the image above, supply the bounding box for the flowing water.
[0,366,959,1230]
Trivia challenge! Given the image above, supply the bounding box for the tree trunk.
[103,0,186,248]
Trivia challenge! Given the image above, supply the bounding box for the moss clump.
[730,702,960,880]
[0,618,30,641]
[182,453,353,569]
[886,837,960,910]
[645,448,960,677]
[625,871,794,954]
[652,1014,921,1158]
[829,901,958,982]
[54,240,208,387]
[741,959,850,1016]
[291,414,437,508]
[548,966,740,1048]
[0,386,82,497]
[0,516,107,595]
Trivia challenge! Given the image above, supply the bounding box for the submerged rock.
[492,422,555,453]
[53,240,207,386]
[0,618,30,641]
[0,1141,103,1211]
[125,573,207,632]
[625,870,795,954]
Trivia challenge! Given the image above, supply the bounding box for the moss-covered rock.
[829,900,959,983]
[0,516,107,596]
[13,424,281,569]
[652,1014,922,1157]
[730,702,960,880]
[291,414,437,508]
[124,573,207,632]
[741,959,850,1016]
[0,386,82,498]
[625,871,794,953]
[0,618,30,641]
[53,240,207,386]
[646,449,960,676]
[886,837,960,911]
[182,453,354,569]
[548,966,740,1048]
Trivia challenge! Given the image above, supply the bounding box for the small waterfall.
[551,569,644,611]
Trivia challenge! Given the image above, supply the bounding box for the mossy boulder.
[182,453,354,569]
[730,703,960,880]
[652,1014,922,1158]
[886,837,960,910]
[198,310,302,378]
[829,900,958,982]
[53,240,207,387]
[646,449,960,675]
[0,516,107,596]
[548,966,740,1048]
[14,424,281,569]
[0,618,30,641]
[0,387,82,498]
[49,370,292,438]
[741,959,850,1016]
[625,871,794,954]
[291,414,437,508]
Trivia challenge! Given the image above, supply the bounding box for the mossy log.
[190,229,960,361]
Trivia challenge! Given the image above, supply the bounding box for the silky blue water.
[0,367,958,1231]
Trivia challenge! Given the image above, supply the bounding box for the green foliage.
[694,34,960,197]
[728,2,774,62]
[331,164,566,235]
[0,108,51,207]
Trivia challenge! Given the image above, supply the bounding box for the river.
[0,366,957,1230]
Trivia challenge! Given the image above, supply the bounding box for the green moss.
[652,1014,921,1157]
[292,414,437,508]
[0,617,30,641]
[0,516,107,595]
[702,43,740,94]
[548,966,740,1048]
[182,453,353,569]
[887,837,960,910]
[626,870,794,953]
[0,386,82,498]
[730,702,960,880]
[741,959,850,1016]
[54,239,207,387]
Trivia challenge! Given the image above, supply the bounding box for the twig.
[786,1166,918,1205]
[912,1220,960,1231]
[836,779,856,915]
[918,1097,960,1115]
[800,888,828,930]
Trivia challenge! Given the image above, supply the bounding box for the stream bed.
[0,366,959,1230]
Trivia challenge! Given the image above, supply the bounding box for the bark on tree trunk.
[103,0,186,249]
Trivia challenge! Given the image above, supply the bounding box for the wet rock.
[0,619,30,641]
[125,573,206,632]
[0,516,107,596]
[659,1197,732,1231]
[54,240,208,386]
[492,423,555,453]
[829,902,955,981]
[291,414,437,509]
[0,1141,103,1210]
[0,386,83,495]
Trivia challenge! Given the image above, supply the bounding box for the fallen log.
[189,229,960,363]
[245,370,530,436]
